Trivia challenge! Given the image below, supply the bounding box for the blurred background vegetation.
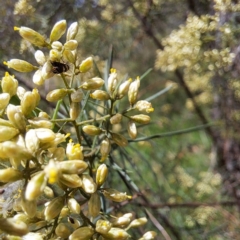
[1,0,240,239]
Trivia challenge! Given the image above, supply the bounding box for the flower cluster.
[0,20,155,239]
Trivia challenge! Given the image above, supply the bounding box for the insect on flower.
[51,61,69,74]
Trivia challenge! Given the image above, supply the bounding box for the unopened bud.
[107,68,118,94]
[117,78,132,99]
[96,219,112,234]
[49,49,61,62]
[0,125,19,142]
[71,89,83,102]
[44,196,65,221]
[67,22,79,41]
[90,90,110,101]
[55,223,72,238]
[101,227,130,240]
[81,77,104,90]
[128,120,137,139]
[82,125,102,136]
[14,26,47,47]
[64,40,78,50]
[46,88,69,102]
[21,191,37,218]
[59,174,82,188]
[110,113,122,124]
[68,198,81,214]
[1,72,18,97]
[34,50,46,65]
[51,41,63,51]
[59,160,88,174]
[111,132,128,147]
[28,117,53,129]
[50,20,67,42]
[96,164,108,187]
[21,89,40,116]
[128,77,140,106]
[43,186,54,199]
[130,114,150,124]
[100,138,111,162]
[102,188,132,202]
[135,100,154,113]
[63,49,75,63]
[81,174,97,193]
[0,168,22,182]
[141,231,157,240]
[88,192,101,217]
[70,102,80,120]
[129,217,147,228]
[33,69,45,85]
[79,57,93,73]
[0,93,10,110]
[0,218,28,236]
[112,213,132,228]
[69,226,94,240]
[4,59,37,72]
[42,61,54,80]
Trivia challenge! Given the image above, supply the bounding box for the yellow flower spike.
[14,26,48,47]
[80,77,105,90]
[66,22,79,41]
[79,56,93,73]
[88,192,101,217]
[50,20,67,42]
[96,219,112,234]
[129,114,151,124]
[0,218,28,237]
[69,226,94,240]
[96,164,108,187]
[101,227,130,240]
[90,89,110,101]
[1,72,18,97]
[66,140,83,160]
[4,59,37,72]
[128,76,140,106]
[102,188,131,202]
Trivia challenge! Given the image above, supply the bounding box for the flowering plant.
[0,20,155,239]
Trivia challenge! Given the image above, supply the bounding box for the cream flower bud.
[141,231,157,240]
[50,20,67,42]
[64,40,78,50]
[33,69,45,85]
[21,89,40,116]
[101,227,130,240]
[55,223,72,238]
[107,68,118,94]
[128,77,140,106]
[71,89,83,102]
[0,125,19,142]
[63,49,75,63]
[70,102,80,120]
[1,72,18,97]
[128,120,137,139]
[129,217,147,228]
[0,218,28,236]
[69,226,94,240]
[59,174,82,188]
[21,191,37,218]
[0,168,22,182]
[68,198,81,214]
[44,196,65,221]
[111,132,128,147]
[14,26,47,47]
[82,125,103,136]
[43,186,54,199]
[81,174,97,193]
[66,140,83,160]
[25,171,47,201]
[42,61,54,80]
[88,192,101,217]
[28,117,53,129]
[17,86,26,100]
[34,50,46,65]
[46,88,69,102]
[4,59,37,72]
[90,90,110,101]
[51,41,63,51]
[117,78,132,99]
[49,49,61,61]
[67,22,79,41]
[13,213,30,224]
[59,160,88,174]
[96,219,112,234]
[110,113,122,124]
[34,128,56,143]
[0,93,10,110]
[135,100,154,113]
[25,129,40,155]
[130,114,150,124]
[96,164,108,187]
[81,77,105,90]
[112,213,132,227]
[100,138,111,162]
[8,106,26,133]
[79,57,93,73]
[102,188,131,202]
